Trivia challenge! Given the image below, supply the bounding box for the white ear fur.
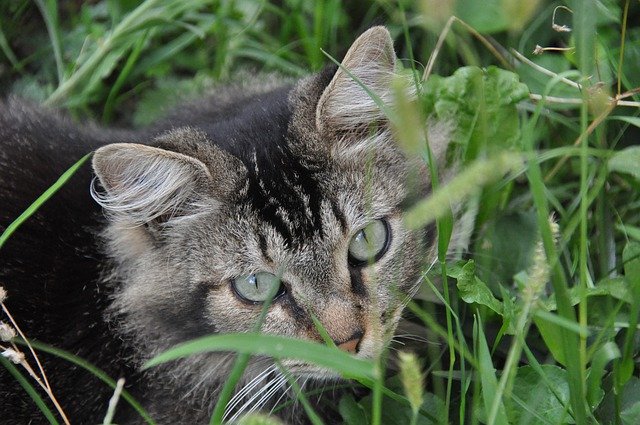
[92,143,214,226]
[316,26,400,134]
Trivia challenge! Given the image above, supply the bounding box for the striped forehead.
[244,144,325,247]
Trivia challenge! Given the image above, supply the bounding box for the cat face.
[92,27,446,392]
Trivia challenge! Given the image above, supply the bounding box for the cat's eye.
[231,272,286,303]
[348,219,390,267]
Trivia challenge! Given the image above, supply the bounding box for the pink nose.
[336,331,363,354]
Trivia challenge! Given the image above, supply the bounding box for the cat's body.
[0,27,449,424]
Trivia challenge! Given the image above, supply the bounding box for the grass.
[1,0,640,424]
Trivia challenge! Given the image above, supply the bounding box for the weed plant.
[1,0,639,424]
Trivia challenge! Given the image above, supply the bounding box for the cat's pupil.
[348,219,390,266]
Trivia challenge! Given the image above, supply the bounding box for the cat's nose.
[336,331,363,354]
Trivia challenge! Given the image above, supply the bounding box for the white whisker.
[228,373,287,423]
[223,364,277,418]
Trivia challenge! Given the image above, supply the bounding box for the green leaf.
[541,278,631,310]
[144,333,376,380]
[510,365,574,424]
[423,66,529,161]
[451,260,503,315]
[597,376,640,425]
[533,314,567,366]
[609,147,640,181]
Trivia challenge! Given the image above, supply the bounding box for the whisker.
[228,374,287,422]
[245,374,288,417]
[224,364,277,417]
[269,382,294,416]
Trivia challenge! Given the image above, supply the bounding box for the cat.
[0,26,451,424]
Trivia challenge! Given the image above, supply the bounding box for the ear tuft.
[316,26,401,134]
[92,143,214,226]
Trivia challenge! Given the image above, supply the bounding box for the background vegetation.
[1,0,640,424]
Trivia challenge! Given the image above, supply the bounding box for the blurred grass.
[1,0,640,424]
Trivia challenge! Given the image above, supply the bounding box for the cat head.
[92,26,449,394]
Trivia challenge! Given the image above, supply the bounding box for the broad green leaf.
[598,376,640,425]
[621,402,640,425]
[144,333,376,380]
[542,278,631,310]
[609,147,640,181]
[510,365,574,424]
[450,260,503,315]
[423,66,529,160]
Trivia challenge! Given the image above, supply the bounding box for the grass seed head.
[2,348,25,364]
[398,351,424,414]
[0,322,16,341]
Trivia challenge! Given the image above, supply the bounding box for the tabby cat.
[0,27,451,423]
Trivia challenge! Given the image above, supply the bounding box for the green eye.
[348,219,391,266]
[231,272,285,303]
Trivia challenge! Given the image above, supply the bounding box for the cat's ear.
[316,26,398,135]
[92,134,241,226]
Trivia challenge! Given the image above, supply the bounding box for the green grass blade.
[34,0,64,84]
[0,153,91,250]
[16,340,156,424]
[276,361,324,425]
[0,356,60,425]
[144,333,376,380]
[475,317,509,425]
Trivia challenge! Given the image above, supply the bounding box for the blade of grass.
[0,356,60,425]
[0,153,91,250]
[0,21,22,71]
[34,0,64,85]
[574,2,598,422]
[103,30,150,123]
[275,361,324,425]
[144,333,376,380]
[474,316,509,425]
[15,339,156,425]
